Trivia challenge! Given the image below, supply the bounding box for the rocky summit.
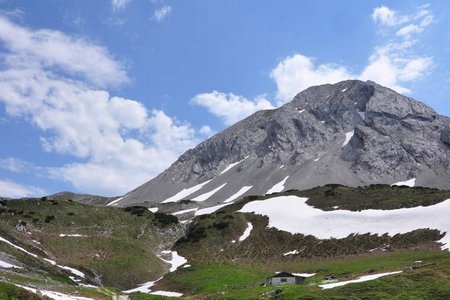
[118,80,450,208]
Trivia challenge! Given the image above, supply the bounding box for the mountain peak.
[119,81,450,207]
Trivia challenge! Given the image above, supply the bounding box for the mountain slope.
[117,80,450,207]
[0,197,184,291]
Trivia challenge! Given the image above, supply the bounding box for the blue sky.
[0,0,449,197]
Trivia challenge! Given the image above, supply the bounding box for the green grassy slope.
[2,185,450,299]
[0,198,182,290]
[0,281,48,300]
[147,251,450,299]
[158,185,450,299]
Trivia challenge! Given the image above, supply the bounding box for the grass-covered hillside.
[148,250,450,299]
[152,184,450,299]
[174,184,450,263]
[0,197,183,298]
[1,184,450,299]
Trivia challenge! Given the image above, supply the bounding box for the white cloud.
[153,5,172,22]
[272,5,434,100]
[0,8,25,20]
[0,179,46,198]
[199,125,215,136]
[271,54,353,104]
[193,5,435,125]
[191,91,274,126]
[396,24,422,38]
[0,16,128,88]
[372,6,408,26]
[360,6,434,93]
[0,158,41,174]
[112,0,131,11]
[396,9,433,38]
[48,109,199,195]
[0,17,200,196]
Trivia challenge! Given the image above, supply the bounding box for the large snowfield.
[239,195,450,250]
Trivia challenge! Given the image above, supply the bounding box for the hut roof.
[270,272,296,278]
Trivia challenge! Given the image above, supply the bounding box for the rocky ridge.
[118,80,450,208]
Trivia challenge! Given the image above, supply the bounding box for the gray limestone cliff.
[118,80,450,207]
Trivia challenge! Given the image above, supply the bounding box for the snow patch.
[0,259,22,269]
[43,258,85,278]
[0,236,38,258]
[292,272,316,277]
[0,236,86,277]
[59,234,86,237]
[195,202,234,216]
[392,178,416,187]
[283,250,299,256]
[148,207,158,213]
[342,88,348,92]
[150,291,183,297]
[191,183,227,202]
[342,130,354,147]
[172,208,198,215]
[220,158,246,175]
[123,277,162,294]
[107,196,123,206]
[239,195,450,250]
[298,109,305,113]
[15,284,93,300]
[162,180,212,203]
[183,264,191,268]
[319,271,402,289]
[57,265,86,278]
[223,186,252,203]
[158,251,187,273]
[238,222,253,242]
[266,176,289,194]
[314,157,320,162]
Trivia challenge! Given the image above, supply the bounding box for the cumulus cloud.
[0,16,200,196]
[0,179,46,198]
[193,5,435,123]
[372,6,408,26]
[191,91,274,126]
[199,125,215,137]
[271,54,353,104]
[359,5,434,93]
[0,17,128,88]
[153,5,172,22]
[272,5,434,100]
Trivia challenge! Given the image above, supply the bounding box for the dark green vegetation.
[221,184,450,213]
[175,210,442,263]
[0,281,47,300]
[297,184,450,211]
[0,197,182,290]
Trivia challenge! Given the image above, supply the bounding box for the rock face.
[119,80,450,207]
